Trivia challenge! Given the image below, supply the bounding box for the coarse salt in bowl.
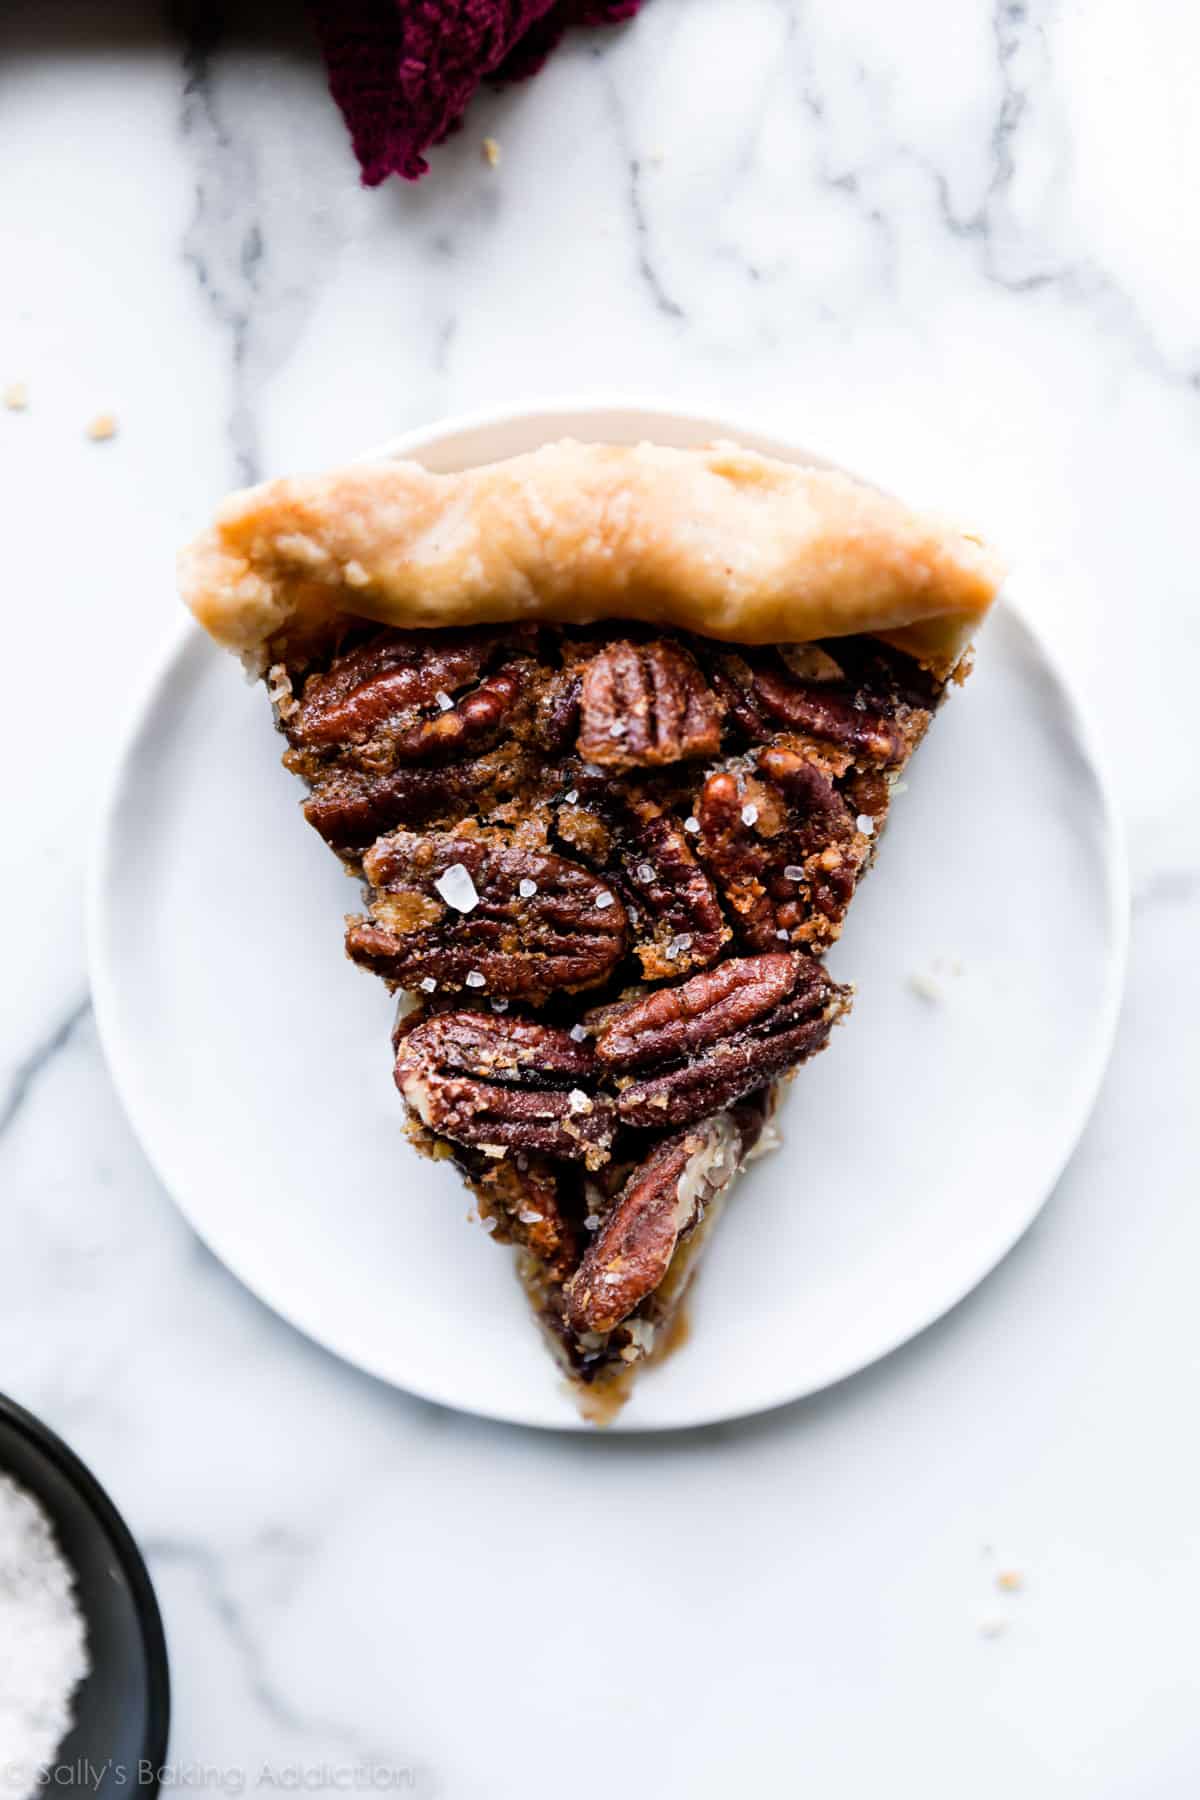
[0,1395,169,1798]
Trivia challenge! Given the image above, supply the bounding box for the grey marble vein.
[596,56,687,322]
[179,19,264,485]
[626,154,687,320]
[912,0,1200,386]
[0,996,92,1142]
[145,1534,429,1782]
[906,0,1051,279]
[174,6,352,485]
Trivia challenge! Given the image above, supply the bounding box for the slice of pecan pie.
[179,440,1002,1419]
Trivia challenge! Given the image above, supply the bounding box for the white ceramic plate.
[89,404,1127,1432]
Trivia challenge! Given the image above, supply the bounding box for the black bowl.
[0,1394,170,1797]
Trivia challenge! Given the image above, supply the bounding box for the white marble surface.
[2,1,1199,1792]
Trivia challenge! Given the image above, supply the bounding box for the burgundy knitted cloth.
[312,1,643,185]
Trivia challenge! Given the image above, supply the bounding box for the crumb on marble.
[978,1617,1008,1640]
[482,137,501,168]
[4,381,28,411]
[86,411,118,442]
[996,1570,1024,1593]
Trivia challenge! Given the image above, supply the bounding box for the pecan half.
[812,635,942,714]
[289,628,502,751]
[619,797,728,978]
[594,952,799,1068]
[302,735,547,853]
[578,641,723,769]
[592,951,848,1128]
[562,1113,743,1333]
[694,743,866,951]
[549,766,727,978]
[380,668,524,766]
[394,1010,615,1166]
[349,830,629,998]
[285,627,543,811]
[710,647,924,767]
[304,764,475,852]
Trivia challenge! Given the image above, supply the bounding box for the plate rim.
[87,400,1130,1433]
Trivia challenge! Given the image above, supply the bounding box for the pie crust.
[179,440,1003,676]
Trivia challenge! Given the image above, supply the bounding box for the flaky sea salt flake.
[435,862,479,913]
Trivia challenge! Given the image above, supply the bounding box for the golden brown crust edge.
[177,439,1004,673]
